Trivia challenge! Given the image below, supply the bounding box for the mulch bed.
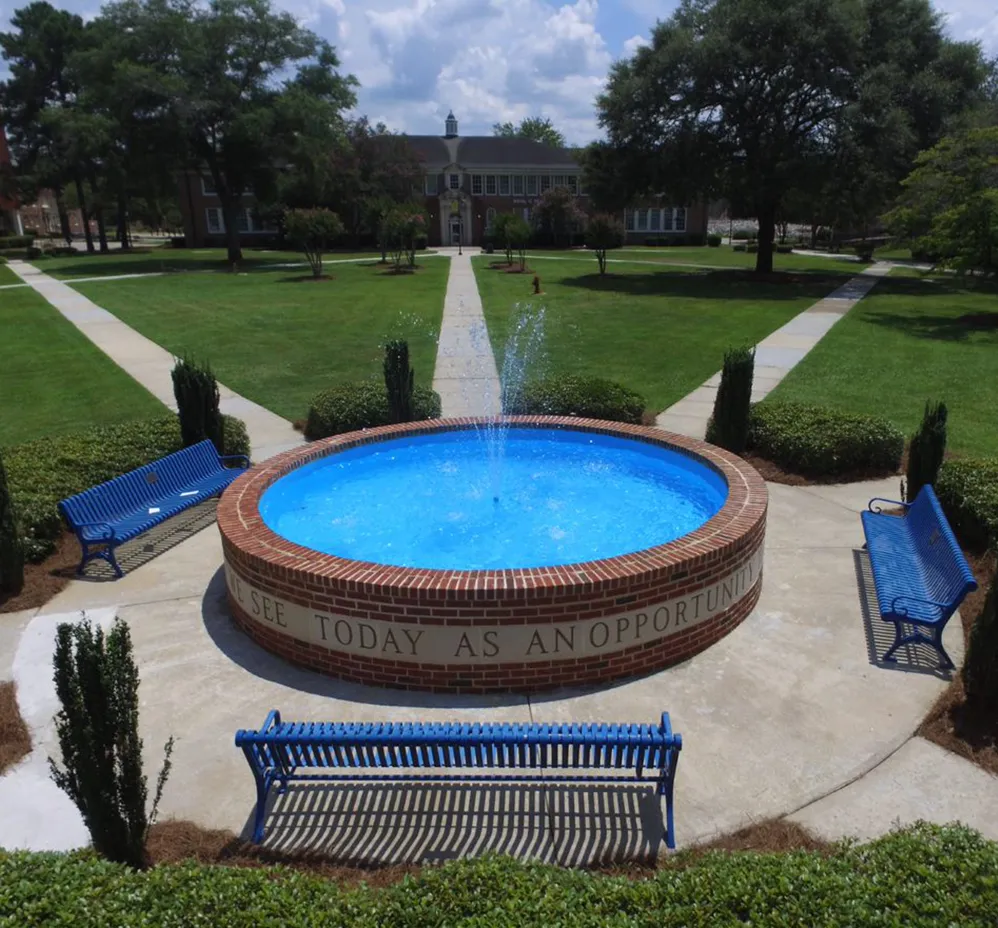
[145,816,829,881]
[0,681,31,774]
[0,532,78,615]
[740,453,899,487]
[919,550,997,776]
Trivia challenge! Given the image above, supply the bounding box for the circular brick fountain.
[217,417,767,693]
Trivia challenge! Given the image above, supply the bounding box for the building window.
[201,175,216,195]
[512,175,524,195]
[472,175,483,195]
[486,207,496,230]
[449,173,461,191]
[426,174,438,196]
[552,175,566,189]
[540,175,551,192]
[636,209,648,231]
[237,209,252,233]
[205,207,224,233]
[674,207,687,231]
[499,175,510,196]
[662,208,674,231]
[526,175,538,196]
[567,175,578,195]
[649,209,661,231]
[485,175,497,195]
[625,210,635,231]
[522,207,531,222]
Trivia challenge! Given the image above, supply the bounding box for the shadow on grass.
[556,269,847,302]
[863,309,998,343]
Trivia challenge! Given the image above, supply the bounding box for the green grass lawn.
[526,246,861,275]
[769,276,998,457]
[0,287,166,446]
[31,247,440,280]
[73,259,449,421]
[474,256,843,412]
[0,263,23,286]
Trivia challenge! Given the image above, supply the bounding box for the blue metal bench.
[236,710,683,849]
[59,439,249,578]
[861,485,976,670]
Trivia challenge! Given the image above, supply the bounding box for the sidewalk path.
[657,264,892,438]
[432,249,501,417]
[7,260,302,460]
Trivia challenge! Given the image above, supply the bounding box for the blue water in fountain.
[260,428,728,570]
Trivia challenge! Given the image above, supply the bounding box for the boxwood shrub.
[706,233,722,247]
[504,375,646,424]
[304,380,442,441]
[3,415,250,562]
[1,824,998,926]
[936,458,998,551]
[748,402,904,478]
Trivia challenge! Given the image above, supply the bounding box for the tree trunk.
[74,176,95,253]
[96,208,109,253]
[54,185,72,243]
[755,204,776,274]
[222,196,242,265]
[117,194,130,250]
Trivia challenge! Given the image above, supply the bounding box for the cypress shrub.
[171,356,224,454]
[49,617,173,869]
[383,339,415,424]
[0,449,24,596]
[706,347,755,453]
[963,582,998,710]
[304,382,441,441]
[904,400,948,503]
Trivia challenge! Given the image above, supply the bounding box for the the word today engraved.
[226,549,763,665]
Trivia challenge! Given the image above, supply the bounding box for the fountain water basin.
[218,417,768,694]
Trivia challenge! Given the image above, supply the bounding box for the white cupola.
[444,110,458,138]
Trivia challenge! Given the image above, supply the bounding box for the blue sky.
[2,0,996,143]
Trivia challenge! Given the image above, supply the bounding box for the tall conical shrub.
[706,346,756,453]
[171,355,224,454]
[384,339,415,424]
[0,449,24,596]
[905,399,948,503]
[963,581,998,710]
[49,617,173,869]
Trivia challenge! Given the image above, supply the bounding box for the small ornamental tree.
[0,449,25,596]
[533,186,582,248]
[386,206,426,271]
[171,356,224,454]
[383,339,415,424]
[904,400,948,503]
[706,346,756,453]
[283,207,345,279]
[585,213,626,275]
[492,213,516,265]
[50,617,174,869]
[507,216,532,270]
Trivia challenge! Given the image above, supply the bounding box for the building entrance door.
[450,218,461,245]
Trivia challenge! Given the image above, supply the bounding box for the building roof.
[405,134,579,169]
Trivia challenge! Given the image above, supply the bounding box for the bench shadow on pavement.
[853,548,954,680]
[60,499,221,581]
[248,780,664,867]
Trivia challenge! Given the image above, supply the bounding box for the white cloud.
[622,34,650,57]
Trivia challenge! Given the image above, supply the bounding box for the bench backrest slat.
[906,487,976,607]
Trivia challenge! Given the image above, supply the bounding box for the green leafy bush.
[304,381,441,441]
[0,449,24,595]
[732,229,754,240]
[707,233,722,247]
[748,402,904,478]
[746,243,759,253]
[936,458,998,551]
[964,582,998,710]
[776,243,794,254]
[0,234,33,249]
[1,824,998,926]
[504,375,646,424]
[732,242,747,252]
[3,415,250,562]
[172,356,224,454]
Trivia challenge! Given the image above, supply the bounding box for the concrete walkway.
[6,260,302,460]
[3,475,996,859]
[657,264,892,438]
[432,248,501,417]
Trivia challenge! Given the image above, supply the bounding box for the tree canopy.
[493,117,566,149]
[591,0,990,273]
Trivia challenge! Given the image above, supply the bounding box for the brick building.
[176,112,708,248]
[17,188,95,239]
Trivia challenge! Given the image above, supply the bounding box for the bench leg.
[77,542,124,579]
[250,771,274,844]
[658,767,677,850]
[883,621,954,671]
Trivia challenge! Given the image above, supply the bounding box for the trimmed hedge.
[504,375,646,424]
[706,233,722,247]
[0,234,33,249]
[3,415,250,562]
[748,402,904,478]
[2,825,998,926]
[936,458,998,552]
[304,380,442,441]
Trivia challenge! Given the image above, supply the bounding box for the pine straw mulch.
[919,550,997,775]
[0,532,78,615]
[740,453,900,488]
[0,681,31,774]
[145,817,830,884]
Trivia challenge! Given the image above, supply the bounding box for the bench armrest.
[70,519,115,540]
[219,454,251,469]
[890,594,947,620]
[867,497,910,514]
